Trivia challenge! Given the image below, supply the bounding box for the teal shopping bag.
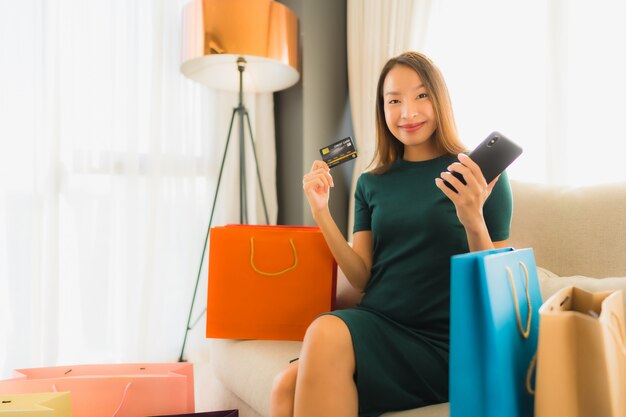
[450,247,541,417]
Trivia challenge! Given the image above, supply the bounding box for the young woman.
[270,51,513,417]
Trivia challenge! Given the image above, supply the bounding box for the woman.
[270,51,512,417]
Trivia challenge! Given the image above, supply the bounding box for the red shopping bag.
[0,363,194,417]
[206,225,337,341]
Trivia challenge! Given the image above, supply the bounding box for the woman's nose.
[401,102,418,119]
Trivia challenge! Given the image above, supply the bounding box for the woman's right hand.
[302,160,334,218]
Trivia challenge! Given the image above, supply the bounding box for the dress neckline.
[395,153,452,168]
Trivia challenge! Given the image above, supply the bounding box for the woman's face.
[382,64,437,159]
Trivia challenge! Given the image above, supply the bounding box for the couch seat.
[210,338,449,417]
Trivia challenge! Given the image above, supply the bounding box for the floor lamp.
[178,0,299,361]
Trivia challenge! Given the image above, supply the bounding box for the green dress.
[327,154,512,417]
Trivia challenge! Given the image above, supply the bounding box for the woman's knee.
[302,315,354,363]
[305,315,351,343]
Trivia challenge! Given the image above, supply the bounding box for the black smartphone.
[444,131,523,192]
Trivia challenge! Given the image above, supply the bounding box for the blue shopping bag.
[450,247,541,417]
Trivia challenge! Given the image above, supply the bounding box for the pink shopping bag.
[0,363,194,417]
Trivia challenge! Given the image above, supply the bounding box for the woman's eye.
[388,99,400,104]
[417,93,429,99]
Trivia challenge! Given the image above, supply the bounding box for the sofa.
[192,179,626,417]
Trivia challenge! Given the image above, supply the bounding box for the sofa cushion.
[210,338,449,417]
[509,180,626,278]
[211,339,301,417]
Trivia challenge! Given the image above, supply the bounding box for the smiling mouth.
[399,122,426,132]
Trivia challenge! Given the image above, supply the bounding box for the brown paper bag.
[535,286,626,417]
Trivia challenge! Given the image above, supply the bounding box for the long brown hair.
[369,51,465,174]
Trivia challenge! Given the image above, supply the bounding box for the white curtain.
[0,0,277,378]
[421,0,626,186]
[346,0,433,237]
[347,0,626,196]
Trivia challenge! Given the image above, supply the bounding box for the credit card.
[319,136,358,168]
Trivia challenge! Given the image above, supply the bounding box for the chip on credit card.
[319,136,358,168]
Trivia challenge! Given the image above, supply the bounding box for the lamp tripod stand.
[179,57,270,362]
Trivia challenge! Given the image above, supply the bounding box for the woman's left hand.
[435,153,499,232]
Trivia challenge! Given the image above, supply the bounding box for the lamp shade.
[181,0,299,93]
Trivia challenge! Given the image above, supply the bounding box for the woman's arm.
[303,160,372,292]
[460,216,497,252]
[315,211,372,292]
[493,240,510,249]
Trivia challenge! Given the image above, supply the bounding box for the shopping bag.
[0,363,194,417]
[450,247,542,417]
[206,225,337,341]
[0,392,71,416]
[150,410,238,417]
[534,286,626,417]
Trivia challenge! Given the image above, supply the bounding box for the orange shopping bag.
[0,363,194,417]
[206,225,337,341]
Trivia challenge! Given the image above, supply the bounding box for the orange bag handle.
[250,237,299,276]
[506,261,532,339]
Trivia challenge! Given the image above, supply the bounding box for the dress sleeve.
[483,170,513,242]
[353,174,372,233]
